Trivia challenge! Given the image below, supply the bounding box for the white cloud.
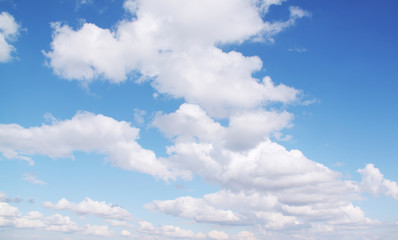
[107,219,134,228]
[147,135,377,231]
[147,100,380,231]
[208,230,229,240]
[146,196,241,224]
[43,197,132,220]
[288,47,307,53]
[0,111,175,181]
[83,224,114,237]
[0,202,82,233]
[44,214,80,233]
[0,12,20,62]
[44,0,307,117]
[235,231,257,240]
[137,221,206,239]
[120,229,131,237]
[254,6,310,43]
[0,202,20,218]
[23,173,47,185]
[154,103,293,152]
[255,211,299,229]
[358,164,398,200]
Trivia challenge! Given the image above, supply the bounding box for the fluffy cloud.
[208,230,229,240]
[0,202,20,218]
[358,164,398,200]
[154,103,293,152]
[146,196,240,224]
[137,221,206,239]
[0,111,174,180]
[44,0,307,117]
[0,200,113,237]
[235,231,257,240]
[43,197,132,220]
[83,224,114,237]
[148,103,379,232]
[0,12,20,62]
[120,229,131,237]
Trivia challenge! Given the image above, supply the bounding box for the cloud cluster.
[0,111,174,180]
[43,197,132,220]
[137,221,206,239]
[137,221,257,240]
[147,103,382,235]
[0,12,20,62]
[44,0,308,117]
[3,0,397,239]
[0,201,112,237]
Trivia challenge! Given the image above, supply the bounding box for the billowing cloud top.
[44,0,308,117]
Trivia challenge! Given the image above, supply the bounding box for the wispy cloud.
[23,173,47,185]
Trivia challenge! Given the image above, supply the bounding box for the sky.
[0,0,397,239]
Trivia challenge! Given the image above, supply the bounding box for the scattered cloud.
[43,197,132,220]
[0,11,20,62]
[255,6,310,43]
[288,47,307,53]
[23,173,47,185]
[134,108,147,125]
[0,200,113,237]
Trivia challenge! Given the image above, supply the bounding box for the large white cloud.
[44,0,308,117]
[0,111,175,181]
[148,104,380,234]
[0,12,20,62]
[43,197,132,220]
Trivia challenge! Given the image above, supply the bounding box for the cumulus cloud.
[358,164,398,200]
[208,230,229,240]
[137,221,206,239]
[148,111,379,232]
[43,197,132,220]
[0,202,20,218]
[236,231,257,240]
[120,229,131,237]
[0,111,174,181]
[154,103,293,152]
[44,0,307,117]
[146,196,241,224]
[0,200,113,237]
[83,224,114,237]
[0,12,20,62]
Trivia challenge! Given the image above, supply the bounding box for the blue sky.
[0,0,397,239]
